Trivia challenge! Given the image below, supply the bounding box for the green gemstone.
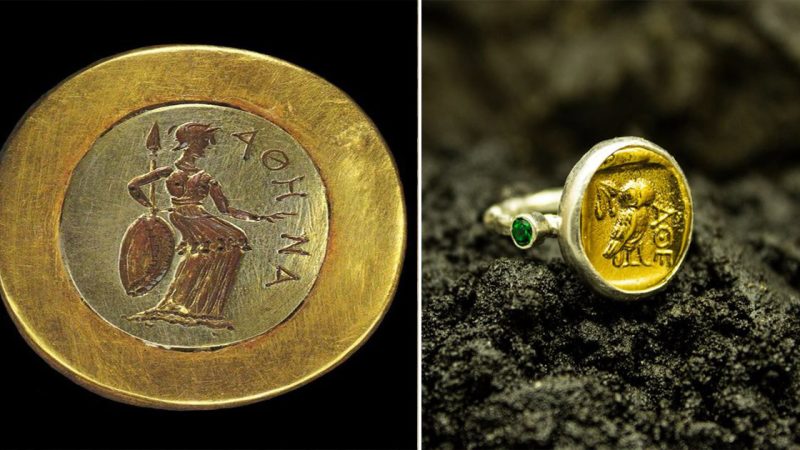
[511,217,533,247]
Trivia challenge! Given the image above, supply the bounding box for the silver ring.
[484,136,693,300]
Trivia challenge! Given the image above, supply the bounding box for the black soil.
[422,2,800,449]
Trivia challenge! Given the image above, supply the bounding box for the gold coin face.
[60,103,328,349]
[579,146,692,293]
[0,46,405,408]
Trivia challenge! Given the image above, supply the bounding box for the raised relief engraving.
[595,179,655,268]
[594,178,682,269]
[580,146,690,292]
[650,203,678,267]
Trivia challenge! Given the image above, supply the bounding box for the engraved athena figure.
[124,122,271,329]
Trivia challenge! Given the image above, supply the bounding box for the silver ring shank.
[483,188,563,236]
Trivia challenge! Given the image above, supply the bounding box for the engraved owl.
[595,178,655,267]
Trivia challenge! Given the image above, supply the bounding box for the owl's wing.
[595,181,620,220]
[603,208,638,258]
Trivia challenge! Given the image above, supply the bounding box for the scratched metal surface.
[60,103,328,349]
[0,46,406,408]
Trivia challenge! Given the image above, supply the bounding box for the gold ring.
[484,137,693,300]
[0,45,406,409]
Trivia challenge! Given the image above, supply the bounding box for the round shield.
[119,214,176,297]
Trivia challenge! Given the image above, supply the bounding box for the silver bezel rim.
[558,136,694,300]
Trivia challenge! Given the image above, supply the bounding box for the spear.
[145,123,161,215]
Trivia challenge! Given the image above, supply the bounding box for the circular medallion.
[559,137,693,299]
[0,46,405,407]
[61,103,328,349]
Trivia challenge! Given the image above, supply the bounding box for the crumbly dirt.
[422,2,800,448]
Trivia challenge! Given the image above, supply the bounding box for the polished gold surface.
[61,104,328,349]
[580,146,691,292]
[0,46,405,408]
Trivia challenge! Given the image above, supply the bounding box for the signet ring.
[0,46,406,408]
[484,137,693,300]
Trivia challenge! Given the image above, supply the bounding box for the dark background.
[424,2,800,449]
[0,2,416,449]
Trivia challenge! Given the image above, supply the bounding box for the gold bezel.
[0,45,406,409]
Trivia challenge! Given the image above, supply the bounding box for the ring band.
[483,188,561,246]
[484,136,693,300]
